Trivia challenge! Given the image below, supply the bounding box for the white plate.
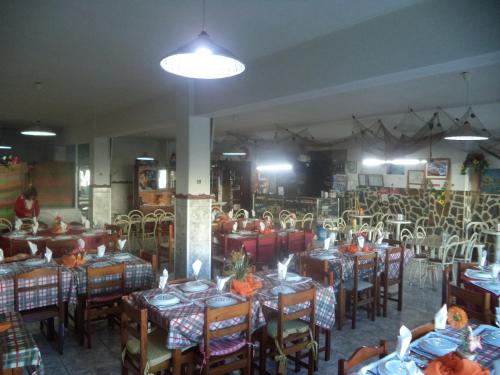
[482,329,500,347]
[81,232,96,237]
[113,253,131,260]
[206,296,238,308]
[315,254,336,260]
[284,272,302,282]
[7,233,26,238]
[420,337,457,356]
[180,281,209,293]
[271,285,295,296]
[0,268,12,275]
[465,269,493,280]
[377,360,417,375]
[55,235,72,240]
[91,262,109,268]
[24,258,46,265]
[151,293,180,307]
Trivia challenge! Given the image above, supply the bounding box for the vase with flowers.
[227,247,262,296]
[448,306,482,360]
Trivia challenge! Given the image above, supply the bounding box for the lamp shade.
[444,121,488,141]
[21,123,56,137]
[160,31,245,79]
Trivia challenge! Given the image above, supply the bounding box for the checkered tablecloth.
[0,312,44,374]
[68,252,154,304]
[306,246,413,290]
[0,261,72,313]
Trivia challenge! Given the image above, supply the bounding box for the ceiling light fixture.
[21,121,56,137]
[136,154,155,161]
[222,152,247,156]
[0,145,12,150]
[160,0,245,79]
[256,163,293,172]
[445,72,489,141]
[363,158,427,166]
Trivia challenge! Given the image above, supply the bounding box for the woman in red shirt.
[14,186,40,219]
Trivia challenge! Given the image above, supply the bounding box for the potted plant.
[227,247,261,296]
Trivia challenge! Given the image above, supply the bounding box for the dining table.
[129,269,336,350]
[0,312,44,375]
[0,228,112,257]
[386,219,412,241]
[461,266,500,316]
[356,324,500,374]
[305,244,414,291]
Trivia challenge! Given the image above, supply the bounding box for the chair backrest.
[128,210,143,224]
[286,230,306,254]
[87,263,125,300]
[322,219,336,230]
[337,218,347,231]
[128,210,144,217]
[370,213,383,227]
[338,340,388,375]
[301,213,314,230]
[465,221,488,241]
[415,216,429,229]
[341,210,356,223]
[153,208,166,218]
[353,253,378,288]
[0,218,12,232]
[400,231,413,248]
[399,228,413,241]
[234,209,247,219]
[383,247,404,283]
[414,225,427,239]
[141,213,158,234]
[380,213,395,223]
[373,221,384,232]
[411,322,434,342]
[105,224,124,237]
[203,299,252,359]
[14,266,63,312]
[276,288,316,345]
[99,233,119,252]
[139,250,158,279]
[255,233,277,266]
[358,223,370,234]
[456,262,480,287]
[300,257,334,287]
[45,238,79,257]
[447,282,491,324]
[441,239,464,265]
[262,210,273,221]
[121,296,149,375]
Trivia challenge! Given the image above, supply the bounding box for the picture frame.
[425,158,450,180]
[407,170,425,189]
[346,161,357,174]
[386,164,405,175]
[368,174,384,187]
[358,174,367,186]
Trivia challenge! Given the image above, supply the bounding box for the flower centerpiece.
[460,153,489,175]
[448,306,482,360]
[228,248,262,296]
[51,215,70,234]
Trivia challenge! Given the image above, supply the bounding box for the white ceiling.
[0,0,425,129]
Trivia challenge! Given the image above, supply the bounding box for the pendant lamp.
[21,121,56,137]
[160,1,245,79]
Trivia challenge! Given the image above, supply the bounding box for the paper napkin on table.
[357,236,365,248]
[376,230,384,244]
[243,210,249,219]
[259,221,266,232]
[241,220,248,230]
[159,268,168,289]
[251,209,255,218]
[434,304,447,330]
[15,218,22,231]
[192,259,202,278]
[232,222,238,232]
[480,250,488,267]
[45,247,53,263]
[284,254,294,267]
[277,261,288,281]
[329,231,337,244]
[84,219,91,230]
[28,241,38,256]
[118,239,127,251]
[323,237,331,250]
[280,220,286,230]
[396,325,412,359]
[78,239,85,250]
[211,211,217,222]
[32,217,39,234]
[228,209,234,219]
[216,275,231,292]
[60,221,67,232]
[0,249,4,262]
[97,244,106,257]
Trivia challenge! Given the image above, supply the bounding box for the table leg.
[395,224,401,241]
[495,236,500,263]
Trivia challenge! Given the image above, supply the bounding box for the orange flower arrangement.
[447,306,468,329]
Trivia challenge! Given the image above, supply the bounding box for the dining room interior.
[1,1,500,374]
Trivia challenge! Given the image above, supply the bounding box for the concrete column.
[89,137,112,227]
[174,83,212,279]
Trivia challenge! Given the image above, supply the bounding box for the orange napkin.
[231,274,263,296]
[424,353,489,375]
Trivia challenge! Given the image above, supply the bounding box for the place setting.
[146,269,196,311]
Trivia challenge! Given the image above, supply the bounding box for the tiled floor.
[28,273,442,374]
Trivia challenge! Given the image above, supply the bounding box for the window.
[158,168,167,189]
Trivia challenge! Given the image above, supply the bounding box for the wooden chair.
[300,257,340,363]
[447,282,492,324]
[141,213,158,248]
[82,263,125,348]
[337,340,388,375]
[378,247,404,317]
[0,218,12,233]
[260,288,316,375]
[456,262,478,287]
[196,299,252,375]
[158,213,175,271]
[262,210,274,222]
[286,230,306,255]
[14,266,64,354]
[97,233,119,253]
[234,209,247,219]
[121,296,193,375]
[255,232,277,270]
[0,321,12,375]
[345,253,378,329]
[45,238,78,257]
[300,213,314,230]
[411,322,434,342]
[139,250,158,281]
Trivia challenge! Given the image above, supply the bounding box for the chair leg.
[308,343,314,375]
[58,321,64,354]
[383,285,388,317]
[397,282,403,311]
[325,329,331,361]
[46,318,55,340]
[259,328,266,375]
[352,292,357,329]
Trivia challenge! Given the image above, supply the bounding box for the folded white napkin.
[323,237,331,250]
[259,221,266,232]
[277,261,287,281]
[81,215,86,225]
[32,217,38,235]
[491,263,500,280]
[284,254,294,267]
[118,239,127,251]
[329,231,337,244]
[243,210,249,219]
[60,221,67,232]
[280,220,286,230]
[192,259,202,278]
[357,236,365,248]
[241,220,248,230]
[28,241,38,256]
[0,249,4,262]
[290,218,296,229]
[84,219,91,230]
[495,307,500,327]
[78,238,85,250]
[159,268,168,290]
[232,222,238,232]
[228,209,234,219]
[15,218,22,231]
[45,247,53,263]
[434,304,447,330]
[216,275,231,292]
[376,230,384,244]
[397,325,412,359]
[480,250,488,267]
[251,209,255,218]
[97,244,106,257]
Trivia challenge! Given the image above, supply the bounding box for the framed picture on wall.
[407,170,425,189]
[425,158,450,179]
[358,174,367,186]
[346,161,357,174]
[368,174,384,187]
